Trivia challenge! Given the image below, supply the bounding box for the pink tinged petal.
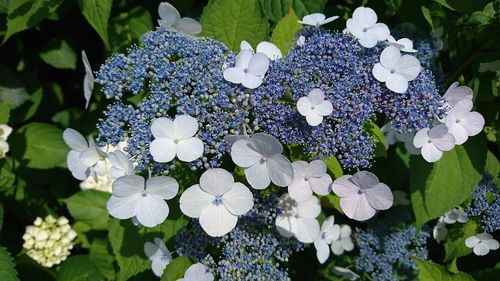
[364,183,393,210]
[63,128,88,151]
[248,53,269,77]
[267,154,294,187]
[151,117,175,139]
[308,89,325,105]
[240,40,253,52]
[358,33,378,48]
[146,176,178,200]
[179,184,214,218]
[158,2,180,26]
[300,13,326,25]
[231,139,261,167]
[288,177,313,202]
[309,174,332,195]
[353,7,378,27]
[295,217,320,243]
[433,134,455,151]
[221,183,254,216]
[107,194,142,219]
[465,235,480,248]
[341,237,355,251]
[332,175,359,197]
[79,148,102,167]
[199,204,237,237]
[462,112,484,136]
[380,46,401,69]
[340,194,376,221]
[223,67,245,84]
[315,101,333,116]
[249,133,283,156]
[297,196,321,218]
[235,50,253,68]
[135,195,170,227]
[67,151,90,180]
[241,73,263,89]
[369,23,390,40]
[275,215,296,237]
[446,123,469,145]
[112,175,144,197]
[474,243,490,256]
[421,144,443,162]
[372,63,390,82]
[149,138,176,163]
[176,137,204,162]
[385,74,409,93]
[413,128,430,148]
[200,168,234,196]
[256,41,282,60]
[346,18,364,38]
[396,55,421,80]
[297,97,313,117]
[322,16,339,25]
[331,241,345,255]
[306,112,324,126]
[174,18,202,35]
[351,171,379,189]
[314,239,330,264]
[173,115,198,139]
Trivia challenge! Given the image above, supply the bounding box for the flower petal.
[108,151,134,179]
[200,168,234,196]
[306,112,324,126]
[199,204,237,237]
[79,147,102,167]
[396,55,421,80]
[67,150,90,180]
[151,258,169,277]
[241,73,264,89]
[135,196,170,227]
[231,139,262,167]
[223,67,244,84]
[322,15,339,25]
[240,40,253,52]
[245,161,271,190]
[473,243,490,256]
[413,128,430,148]
[314,239,330,264]
[112,175,144,197]
[300,13,325,26]
[292,160,309,177]
[465,235,480,248]
[63,128,88,151]
[346,18,363,38]
[249,133,283,156]
[235,50,253,68]
[151,117,175,139]
[433,134,455,151]
[483,238,500,250]
[380,46,401,70]
[308,160,327,177]
[222,182,254,216]
[297,97,313,117]
[332,175,358,197]
[295,217,320,243]
[149,138,177,163]
[372,63,390,82]
[297,196,321,218]
[308,89,325,105]
[173,115,199,139]
[351,171,379,189]
[107,194,141,219]
[341,237,355,251]
[443,82,473,106]
[364,183,393,210]
[462,111,484,136]
[331,240,344,255]
[146,176,179,200]
[340,194,376,221]
[256,41,282,60]
[267,154,294,187]
[248,53,269,77]
[315,100,333,116]
[386,74,409,93]
[369,23,390,40]
[176,137,204,162]
[421,144,443,162]
[158,2,180,26]
[309,174,332,195]
[288,177,313,202]
[446,123,469,145]
[358,33,378,48]
[174,18,202,35]
[179,184,214,218]
[275,215,296,238]
[352,7,377,27]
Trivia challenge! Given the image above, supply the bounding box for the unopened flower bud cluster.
[22,215,77,267]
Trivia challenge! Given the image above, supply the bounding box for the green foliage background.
[0,0,498,280]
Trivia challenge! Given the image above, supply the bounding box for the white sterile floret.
[149,115,204,163]
[413,125,455,163]
[442,208,468,224]
[346,7,390,48]
[107,175,179,227]
[230,133,293,190]
[81,50,94,109]
[444,100,485,145]
[442,82,473,109]
[178,263,214,281]
[240,40,282,61]
[465,233,499,256]
[275,193,321,243]
[297,36,306,47]
[179,168,254,237]
[314,216,341,264]
[332,266,360,280]
[223,50,270,89]
[332,171,393,221]
[144,238,172,277]
[433,217,448,243]
[298,13,339,27]
[63,128,108,180]
[372,46,421,93]
[296,89,333,126]
[22,215,77,268]
[288,160,332,202]
[0,124,12,159]
[331,224,355,255]
[387,36,417,53]
[157,2,202,35]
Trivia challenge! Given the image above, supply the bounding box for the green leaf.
[89,238,115,280]
[0,159,15,193]
[443,220,479,262]
[110,7,153,52]
[0,246,19,281]
[410,135,487,229]
[421,5,434,29]
[260,0,326,22]
[160,256,192,281]
[321,156,343,179]
[17,123,68,169]
[78,0,112,49]
[0,101,10,123]
[200,0,269,51]
[56,255,103,281]
[319,194,343,214]
[39,39,77,70]
[0,203,3,233]
[0,66,30,109]
[416,259,475,281]
[431,0,489,13]
[270,7,302,55]
[485,150,500,177]
[365,120,387,158]
[62,190,111,230]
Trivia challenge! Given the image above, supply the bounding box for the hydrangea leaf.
[0,66,30,109]
[319,194,343,214]
[56,255,103,281]
[109,7,153,52]
[39,39,77,70]
[160,256,192,281]
[322,156,343,179]
[200,0,269,51]
[410,135,487,229]
[89,239,116,280]
[259,0,327,22]
[443,220,479,262]
[78,0,112,49]
[270,7,302,55]
[416,259,475,281]
[485,150,500,176]
[0,159,15,194]
[0,203,3,233]
[0,246,19,281]
[364,120,387,158]
[62,190,111,230]
[0,102,9,123]
[431,0,490,13]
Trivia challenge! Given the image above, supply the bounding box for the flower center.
[141,191,148,197]
[427,139,432,143]
[260,156,267,163]
[213,196,223,206]
[173,139,180,144]
[311,106,315,110]
[243,68,249,73]
[357,189,364,195]
[321,232,327,239]
[304,176,310,181]
[455,119,461,123]
[390,69,396,74]
[363,27,368,32]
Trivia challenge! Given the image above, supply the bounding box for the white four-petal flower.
[240,40,282,61]
[413,125,455,163]
[178,263,214,281]
[387,36,417,53]
[465,233,499,256]
[63,128,107,180]
[144,237,172,277]
[231,133,293,190]
[223,50,270,89]
[314,216,340,264]
[372,46,421,93]
[157,2,202,35]
[346,7,390,48]
[444,100,484,145]
[330,224,355,255]
[149,115,204,163]
[81,51,94,109]
[275,193,321,243]
[332,171,393,221]
[433,216,448,243]
[106,175,179,227]
[443,208,468,224]
[288,160,332,202]
[298,13,339,27]
[179,168,254,237]
[296,89,333,126]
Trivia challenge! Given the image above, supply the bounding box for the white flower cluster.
[22,215,77,267]
[0,124,12,159]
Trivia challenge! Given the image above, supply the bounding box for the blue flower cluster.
[176,194,303,280]
[252,28,445,168]
[354,213,430,281]
[96,28,250,172]
[466,174,500,233]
